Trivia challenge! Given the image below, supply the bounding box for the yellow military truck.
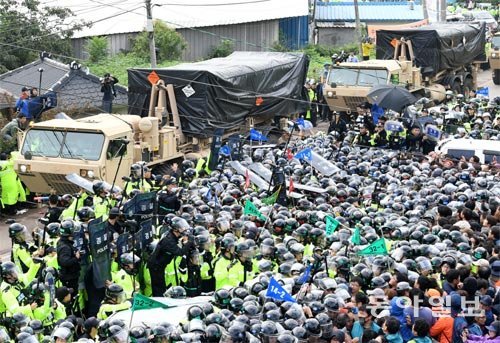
[490,32,500,85]
[14,52,309,194]
[324,23,486,114]
[15,112,182,194]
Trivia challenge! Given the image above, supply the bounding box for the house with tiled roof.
[0,56,127,113]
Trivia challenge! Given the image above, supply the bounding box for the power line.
[0,5,146,61]
[0,77,281,129]
[0,0,138,40]
[155,0,271,7]
[0,35,474,106]
[83,0,279,51]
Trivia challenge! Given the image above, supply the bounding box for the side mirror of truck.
[24,151,33,160]
[330,83,337,88]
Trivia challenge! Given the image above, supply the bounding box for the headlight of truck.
[493,53,497,58]
[19,164,30,173]
[80,169,95,178]
[327,91,334,97]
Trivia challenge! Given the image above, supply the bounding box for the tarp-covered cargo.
[128,52,309,137]
[376,23,486,76]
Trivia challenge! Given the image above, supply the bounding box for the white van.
[435,139,500,164]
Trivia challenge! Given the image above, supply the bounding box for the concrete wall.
[72,33,137,60]
[318,27,357,46]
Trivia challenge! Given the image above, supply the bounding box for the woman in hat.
[463,321,500,343]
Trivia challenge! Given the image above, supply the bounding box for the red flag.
[289,177,294,193]
[286,148,293,160]
[245,169,250,189]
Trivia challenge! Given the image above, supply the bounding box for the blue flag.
[266,277,296,303]
[371,103,384,124]
[477,87,489,97]
[425,125,441,140]
[220,145,231,156]
[250,129,268,142]
[205,188,219,204]
[294,148,312,162]
[298,265,311,284]
[296,118,305,126]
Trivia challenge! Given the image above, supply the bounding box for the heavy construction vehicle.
[14,52,308,194]
[323,23,486,113]
[490,32,500,85]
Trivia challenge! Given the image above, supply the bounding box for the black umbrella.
[367,85,417,112]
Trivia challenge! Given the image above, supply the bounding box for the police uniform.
[12,242,34,273]
[111,269,139,299]
[97,301,131,320]
[93,195,114,220]
[213,255,240,290]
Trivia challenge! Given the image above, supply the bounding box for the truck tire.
[493,69,500,85]
[450,81,462,95]
[462,78,474,98]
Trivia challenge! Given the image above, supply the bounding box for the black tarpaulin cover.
[376,23,486,76]
[128,52,309,137]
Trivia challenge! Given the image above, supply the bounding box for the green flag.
[262,187,280,205]
[325,216,340,236]
[132,293,171,311]
[351,227,361,245]
[357,238,388,256]
[244,200,266,220]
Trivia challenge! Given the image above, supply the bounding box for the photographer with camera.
[100,73,118,113]
[147,217,195,296]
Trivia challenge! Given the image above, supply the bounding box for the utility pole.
[422,0,429,21]
[145,0,157,68]
[354,0,362,58]
[440,0,447,22]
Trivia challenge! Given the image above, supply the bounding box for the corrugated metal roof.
[41,0,308,38]
[316,2,424,22]
[316,21,357,28]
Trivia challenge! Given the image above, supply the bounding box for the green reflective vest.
[97,301,131,320]
[111,269,139,300]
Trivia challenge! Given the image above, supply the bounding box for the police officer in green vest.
[110,252,140,299]
[96,283,131,320]
[196,234,215,293]
[213,236,238,290]
[92,181,113,220]
[9,223,42,274]
[0,262,38,318]
[126,163,151,196]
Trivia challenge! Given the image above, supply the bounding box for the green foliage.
[271,31,290,52]
[86,36,108,63]
[87,53,180,85]
[132,21,186,62]
[302,42,360,79]
[0,0,87,71]
[208,40,234,58]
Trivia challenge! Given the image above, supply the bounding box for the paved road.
[1,68,499,259]
[477,68,500,98]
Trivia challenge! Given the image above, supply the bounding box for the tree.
[86,36,108,62]
[0,0,86,72]
[132,21,186,62]
[208,40,234,58]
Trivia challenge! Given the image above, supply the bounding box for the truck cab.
[14,113,180,194]
[490,32,500,85]
[323,60,403,113]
